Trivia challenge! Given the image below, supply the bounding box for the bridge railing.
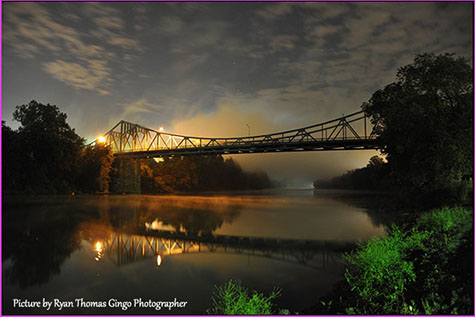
[103,111,377,154]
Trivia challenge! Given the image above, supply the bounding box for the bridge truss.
[96,229,354,271]
[102,110,379,158]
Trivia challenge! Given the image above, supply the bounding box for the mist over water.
[226,150,380,187]
[2,189,387,314]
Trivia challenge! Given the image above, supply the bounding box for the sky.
[2,2,473,187]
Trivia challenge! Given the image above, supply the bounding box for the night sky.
[2,2,473,186]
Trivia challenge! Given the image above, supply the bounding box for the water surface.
[2,189,386,314]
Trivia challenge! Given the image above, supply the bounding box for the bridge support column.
[112,158,141,194]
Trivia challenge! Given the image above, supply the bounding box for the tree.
[362,53,473,200]
[6,100,85,193]
[2,121,24,191]
[77,144,115,193]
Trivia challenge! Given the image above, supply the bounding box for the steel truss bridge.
[101,111,380,158]
[95,228,356,271]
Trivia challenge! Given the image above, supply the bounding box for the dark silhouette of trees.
[2,121,25,190]
[3,100,114,194]
[362,53,473,201]
[140,156,272,193]
[76,144,115,193]
[3,101,84,193]
[314,156,390,191]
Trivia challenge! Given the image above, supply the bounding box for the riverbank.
[305,206,473,315]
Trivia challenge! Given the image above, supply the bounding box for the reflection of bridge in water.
[96,228,357,272]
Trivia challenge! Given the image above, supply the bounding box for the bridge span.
[93,227,356,271]
[100,110,380,159]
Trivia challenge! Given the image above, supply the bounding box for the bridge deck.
[115,138,379,158]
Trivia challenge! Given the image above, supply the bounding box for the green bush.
[327,207,473,315]
[207,280,281,315]
[344,227,416,314]
[406,207,473,314]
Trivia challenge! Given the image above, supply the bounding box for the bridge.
[93,227,356,272]
[100,110,380,159]
[98,110,380,193]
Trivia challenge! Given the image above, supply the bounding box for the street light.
[159,127,164,132]
[97,136,106,143]
[246,124,250,137]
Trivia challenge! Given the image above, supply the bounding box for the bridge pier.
[112,158,141,194]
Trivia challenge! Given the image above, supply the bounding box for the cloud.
[3,2,141,94]
[158,16,185,35]
[256,3,294,21]
[174,53,210,74]
[121,98,154,117]
[3,3,113,60]
[307,24,344,39]
[107,98,168,129]
[107,36,137,48]
[172,104,279,138]
[133,5,148,31]
[319,4,350,19]
[166,20,229,55]
[87,3,139,49]
[43,60,111,95]
[259,2,473,116]
[5,41,39,58]
[342,7,392,49]
[4,3,77,55]
[269,35,298,51]
[94,16,124,30]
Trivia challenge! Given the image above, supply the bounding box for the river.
[2,189,388,314]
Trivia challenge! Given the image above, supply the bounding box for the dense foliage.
[76,144,115,193]
[140,156,272,193]
[314,156,390,191]
[2,100,113,194]
[318,207,473,315]
[207,280,282,315]
[362,53,473,201]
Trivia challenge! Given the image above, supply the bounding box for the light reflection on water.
[2,189,387,314]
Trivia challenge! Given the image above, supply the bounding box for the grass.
[320,206,473,315]
[207,280,282,315]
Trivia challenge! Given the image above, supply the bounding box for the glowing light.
[97,136,106,143]
[159,127,164,132]
[156,255,162,266]
[95,241,102,252]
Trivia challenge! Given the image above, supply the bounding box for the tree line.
[139,156,272,193]
[2,100,273,195]
[314,53,473,204]
[314,156,391,191]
